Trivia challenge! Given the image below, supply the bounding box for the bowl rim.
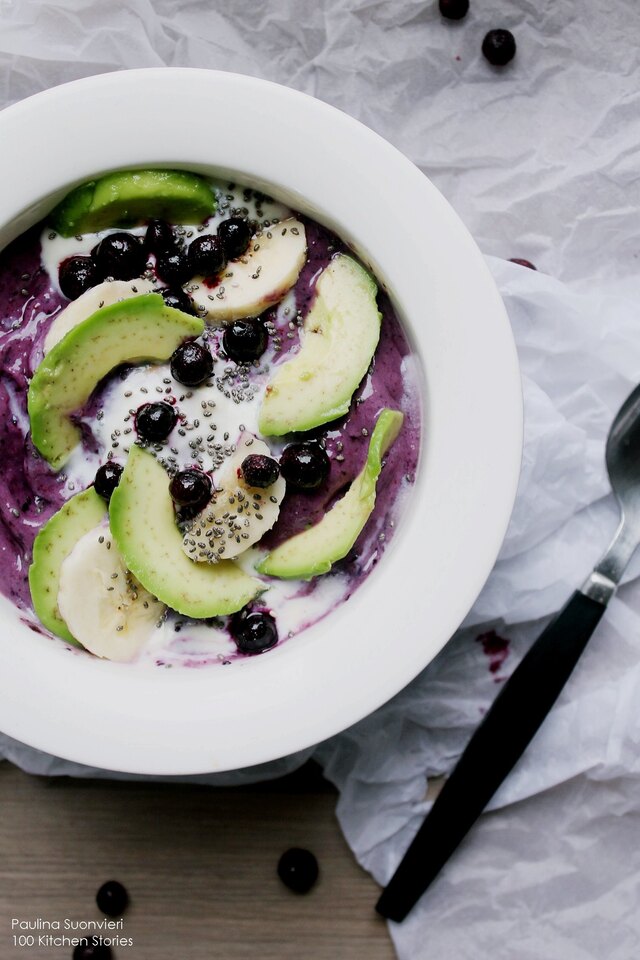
[0,68,522,774]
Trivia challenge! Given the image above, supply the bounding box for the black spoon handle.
[376,590,606,923]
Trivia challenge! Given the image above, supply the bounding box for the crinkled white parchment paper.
[1,2,640,956]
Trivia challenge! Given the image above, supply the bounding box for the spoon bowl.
[606,381,640,530]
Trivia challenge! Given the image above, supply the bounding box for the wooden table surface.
[0,760,394,960]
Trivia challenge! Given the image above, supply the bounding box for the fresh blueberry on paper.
[439,0,469,20]
[72,938,113,959]
[96,879,129,917]
[277,847,319,894]
[482,29,516,66]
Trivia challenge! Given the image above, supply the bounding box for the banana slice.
[189,218,307,323]
[57,524,165,661]
[182,434,286,562]
[44,278,155,354]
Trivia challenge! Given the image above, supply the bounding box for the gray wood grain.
[0,762,394,959]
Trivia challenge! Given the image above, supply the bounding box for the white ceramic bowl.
[0,69,522,774]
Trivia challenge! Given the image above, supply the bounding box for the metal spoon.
[376,381,640,923]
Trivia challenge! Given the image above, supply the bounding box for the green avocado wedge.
[50,169,216,237]
[109,445,263,618]
[258,408,404,580]
[258,255,382,436]
[28,294,203,471]
[28,487,106,645]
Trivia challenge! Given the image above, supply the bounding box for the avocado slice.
[258,408,404,579]
[28,293,203,471]
[109,445,263,618]
[258,255,382,436]
[28,487,106,644]
[50,169,216,237]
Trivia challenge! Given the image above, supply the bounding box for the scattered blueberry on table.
[96,879,129,917]
[438,0,469,21]
[170,340,214,386]
[94,462,124,502]
[135,401,178,443]
[482,28,516,66]
[68,880,128,956]
[72,940,112,960]
[277,847,319,894]
[231,609,279,654]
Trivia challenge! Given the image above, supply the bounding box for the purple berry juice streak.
[0,226,67,609]
[476,630,510,681]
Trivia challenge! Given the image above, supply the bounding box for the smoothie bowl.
[0,70,522,774]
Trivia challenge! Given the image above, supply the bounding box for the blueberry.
[277,848,319,894]
[96,879,129,917]
[169,469,212,508]
[170,341,213,386]
[155,249,192,286]
[439,0,469,19]
[58,256,98,300]
[222,319,268,363]
[217,217,252,260]
[73,940,112,960]
[240,454,280,488]
[94,232,146,281]
[144,218,177,257]
[161,287,196,314]
[482,29,516,66]
[509,258,537,270]
[135,402,177,443]
[231,610,278,655]
[188,234,225,277]
[279,443,330,491]
[94,462,124,502]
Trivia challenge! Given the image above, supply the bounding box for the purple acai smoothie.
[0,180,421,666]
